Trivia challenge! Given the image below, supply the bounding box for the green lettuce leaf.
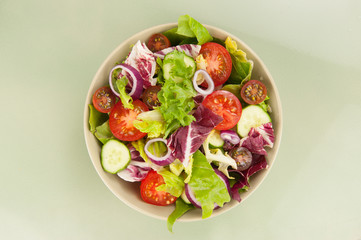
[156,169,185,197]
[224,36,254,85]
[155,57,165,85]
[158,78,196,137]
[163,50,196,83]
[167,198,195,232]
[188,151,231,219]
[133,109,166,138]
[115,76,134,109]
[88,104,108,134]
[162,27,191,46]
[131,139,149,163]
[176,15,213,45]
[94,120,114,144]
[258,95,270,112]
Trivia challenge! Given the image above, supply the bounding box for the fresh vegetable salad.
[88,15,275,231]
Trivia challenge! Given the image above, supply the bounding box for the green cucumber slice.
[208,130,224,148]
[237,105,271,137]
[101,139,130,174]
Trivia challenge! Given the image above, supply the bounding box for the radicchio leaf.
[167,104,223,168]
[117,160,151,182]
[240,122,275,155]
[154,44,201,60]
[124,40,156,88]
[230,154,268,202]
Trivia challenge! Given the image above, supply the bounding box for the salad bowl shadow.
[83,23,283,222]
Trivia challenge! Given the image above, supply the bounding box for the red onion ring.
[192,69,215,96]
[220,130,241,145]
[108,63,144,100]
[144,138,175,166]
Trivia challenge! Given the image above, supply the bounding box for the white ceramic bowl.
[83,23,282,221]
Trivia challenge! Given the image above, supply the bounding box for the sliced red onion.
[108,63,144,100]
[192,70,214,96]
[144,138,175,166]
[185,168,230,209]
[220,130,241,145]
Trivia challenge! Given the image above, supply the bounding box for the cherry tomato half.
[241,80,267,105]
[202,90,242,130]
[199,42,232,87]
[147,33,171,52]
[109,100,148,141]
[229,146,252,171]
[92,86,117,113]
[140,170,177,206]
[141,85,161,109]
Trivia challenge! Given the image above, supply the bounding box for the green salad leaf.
[94,120,114,144]
[167,198,195,233]
[224,36,254,85]
[188,151,231,219]
[133,109,166,138]
[163,50,196,83]
[258,95,270,112]
[158,78,196,137]
[176,15,213,45]
[115,76,134,109]
[156,169,185,197]
[88,104,108,134]
[131,139,149,162]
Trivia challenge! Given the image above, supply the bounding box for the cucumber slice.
[101,139,130,174]
[237,105,271,138]
[208,130,224,148]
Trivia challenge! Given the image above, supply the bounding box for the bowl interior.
[83,23,282,221]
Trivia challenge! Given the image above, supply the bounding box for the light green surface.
[1,0,360,239]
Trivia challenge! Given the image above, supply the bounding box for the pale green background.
[1,0,360,239]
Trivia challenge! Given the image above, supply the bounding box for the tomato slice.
[141,85,161,109]
[109,100,148,141]
[199,42,232,87]
[241,80,267,105]
[147,33,171,52]
[140,170,177,206]
[92,86,117,113]
[202,90,242,130]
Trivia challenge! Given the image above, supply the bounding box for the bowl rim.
[83,22,283,222]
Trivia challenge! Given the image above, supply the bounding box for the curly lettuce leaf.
[156,169,184,197]
[224,37,253,85]
[158,78,196,137]
[163,50,196,83]
[133,109,166,138]
[188,151,231,219]
[115,76,134,109]
[167,198,195,232]
[176,15,213,45]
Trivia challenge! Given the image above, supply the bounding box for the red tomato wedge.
[199,42,232,87]
[109,100,148,141]
[140,170,177,206]
[147,33,171,52]
[92,86,117,113]
[202,90,242,130]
